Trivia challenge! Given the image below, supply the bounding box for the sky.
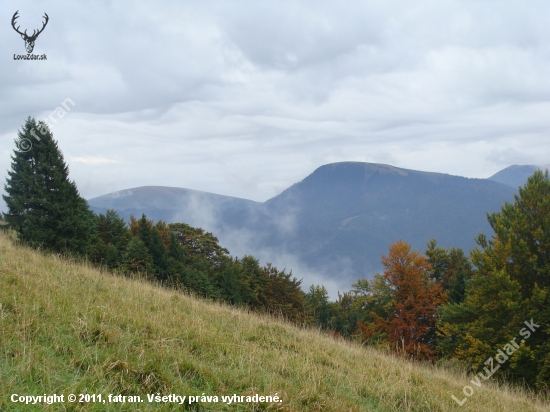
[2,0,550,208]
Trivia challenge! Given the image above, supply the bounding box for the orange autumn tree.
[372,240,446,360]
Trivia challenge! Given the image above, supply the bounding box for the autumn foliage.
[369,240,446,360]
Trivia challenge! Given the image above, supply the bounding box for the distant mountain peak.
[488,165,540,189]
[86,162,519,293]
[315,162,409,177]
[87,186,259,226]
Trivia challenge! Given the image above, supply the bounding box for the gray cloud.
[2,0,550,209]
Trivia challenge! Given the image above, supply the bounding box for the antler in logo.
[12,11,49,54]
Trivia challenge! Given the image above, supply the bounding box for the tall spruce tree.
[3,117,94,254]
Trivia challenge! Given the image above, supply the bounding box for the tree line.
[3,118,549,391]
[2,118,308,322]
[301,168,549,390]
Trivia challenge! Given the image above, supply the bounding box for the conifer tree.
[91,209,130,268]
[217,260,245,305]
[166,231,185,279]
[168,231,184,262]
[136,214,169,280]
[3,117,94,254]
[438,170,550,389]
[217,258,261,306]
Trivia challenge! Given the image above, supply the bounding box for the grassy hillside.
[0,232,547,411]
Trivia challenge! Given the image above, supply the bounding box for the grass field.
[0,231,548,411]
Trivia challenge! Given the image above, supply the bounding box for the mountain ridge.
[221,162,516,286]
[488,164,547,189]
[88,163,527,292]
[88,185,259,227]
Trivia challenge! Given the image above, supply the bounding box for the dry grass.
[0,231,548,411]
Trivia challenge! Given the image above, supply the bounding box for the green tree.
[91,209,130,269]
[238,255,266,308]
[179,266,219,298]
[329,291,363,338]
[166,231,185,279]
[350,275,395,344]
[3,117,94,255]
[217,259,247,305]
[169,223,230,268]
[306,285,332,329]
[168,222,230,285]
[122,237,154,276]
[425,239,472,304]
[164,226,219,298]
[136,214,169,280]
[438,170,550,389]
[258,263,307,322]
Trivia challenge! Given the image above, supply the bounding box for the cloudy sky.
[2,0,550,208]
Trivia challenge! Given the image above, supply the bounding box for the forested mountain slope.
[89,162,518,285]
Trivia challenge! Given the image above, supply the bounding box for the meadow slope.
[0,232,547,411]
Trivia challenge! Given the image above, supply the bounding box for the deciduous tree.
[373,240,446,359]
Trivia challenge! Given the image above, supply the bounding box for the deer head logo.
[11,11,49,54]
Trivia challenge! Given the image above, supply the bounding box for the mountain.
[220,162,516,286]
[88,186,259,228]
[88,163,518,291]
[488,165,542,189]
